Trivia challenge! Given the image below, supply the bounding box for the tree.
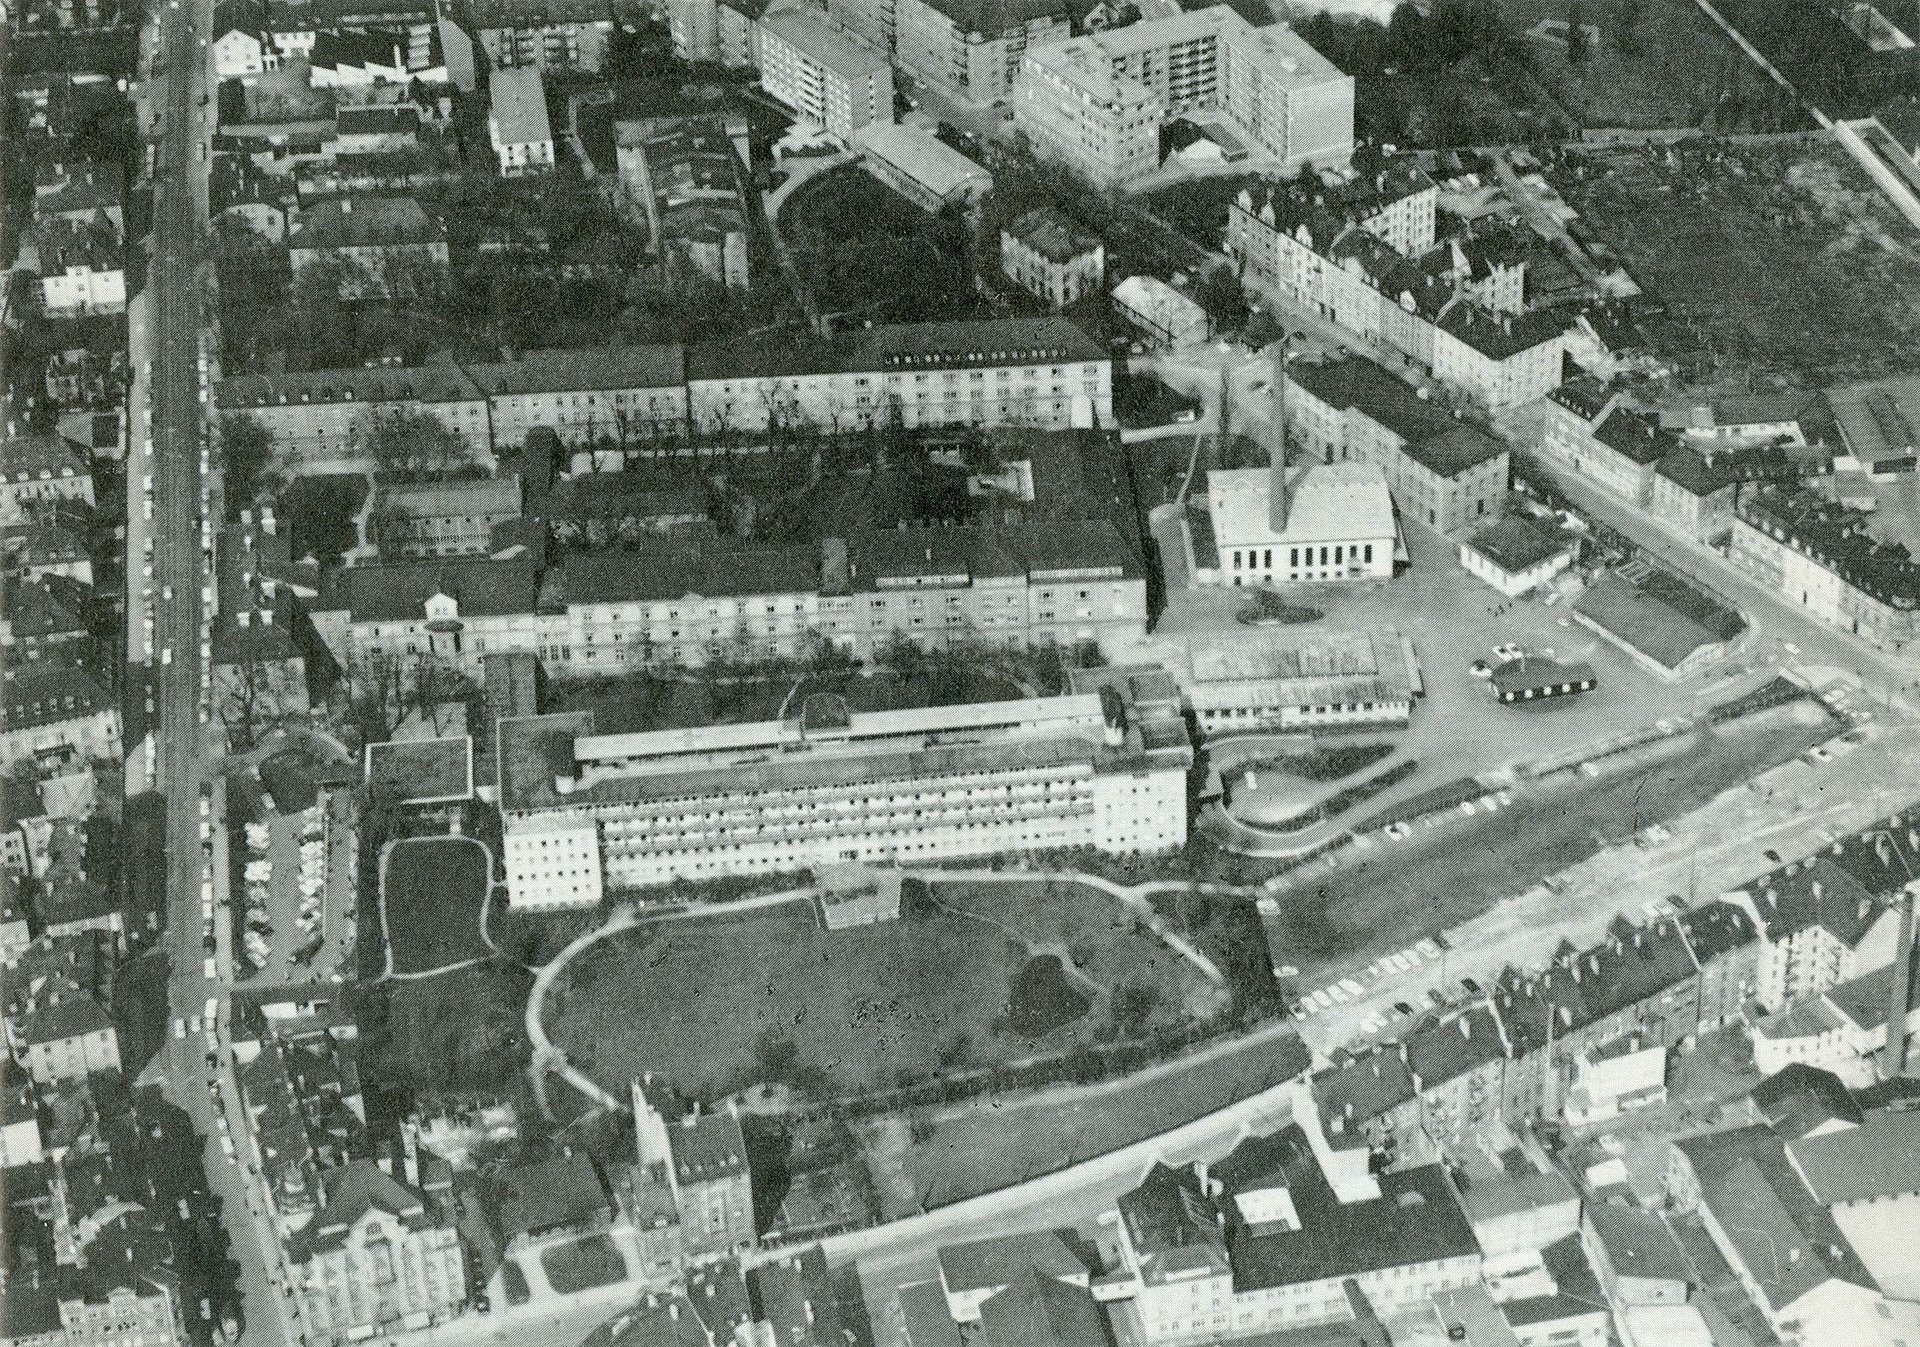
[219,413,273,517]
[363,408,474,483]
[1612,0,1644,55]
[1565,2,1590,63]
[1193,264,1248,333]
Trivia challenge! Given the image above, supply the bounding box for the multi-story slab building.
[495,677,1190,899]
[894,0,1068,101]
[220,318,1110,464]
[466,0,612,71]
[1728,483,1920,650]
[686,316,1111,435]
[756,9,893,142]
[1014,8,1352,187]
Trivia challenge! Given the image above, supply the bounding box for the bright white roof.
[1207,461,1394,550]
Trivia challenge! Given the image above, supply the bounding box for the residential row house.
[1,666,120,771]
[1285,352,1509,535]
[2,433,96,526]
[1225,164,1579,412]
[1310,902,1764,1166]
[1728,483,1920,651]
[308,512,1145,680]
[3,931,120,1086]
[216,316,1114,468]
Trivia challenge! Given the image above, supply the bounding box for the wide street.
[127,4,306,1346]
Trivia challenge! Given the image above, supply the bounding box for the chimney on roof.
[341,198,353,214]
[1268,333,1290,534]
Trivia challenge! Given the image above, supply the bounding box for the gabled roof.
[937,1230,1089,1294]
[1752,1063,1863,1141]
[1464,516,1575,575]
[1698,1154,1873,1312]
[1310,1047,1416,1137]
[290,195,444,251]
[1405,1006,1504,1089]
[1786,1108,1920,1204]
[1745,856,1883,946]
[977,1269,1105,1347]
[1004,208,1100,264]
[316,557,543,622]
[491,1154,606,1237]
[1,664,112,731]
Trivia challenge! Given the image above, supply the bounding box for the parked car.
[1469,660,1493,678]
[1492,642,1523,662]
[1459,976,1480,995]
[1392,1001,1416,1016]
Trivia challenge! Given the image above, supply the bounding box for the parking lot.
[1128,513,1771,797]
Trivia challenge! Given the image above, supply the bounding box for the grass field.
[930,880,1225,1024]
[539,1235,627,1295]
[1260,699,1835,981]
[1497,0,1790,130]
[359,962,531,1105]
[547,894,1213,1102]
[382,837,491,975]
[1554,142,1920,383]
[545,662,1050,738]
[866,1031,1307,1214]
[781,165,984,324]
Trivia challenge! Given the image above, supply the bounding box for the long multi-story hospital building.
[495,671,1192,907]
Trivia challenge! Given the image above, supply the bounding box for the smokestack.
[1268,333,1290,534]
[1882,881,1917,1078]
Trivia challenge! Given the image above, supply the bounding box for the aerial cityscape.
[7,0,1920,1343]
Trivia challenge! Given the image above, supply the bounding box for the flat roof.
[1207,461,1395,550]
[489,65,552,147]
[365,736,474,804]
[758,9,889,76]
[1572,572,1732,669]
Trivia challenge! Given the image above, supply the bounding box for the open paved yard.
[1132,512,1757,796]
[546,896,1218,1102]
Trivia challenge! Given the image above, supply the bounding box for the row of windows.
[1230,542,1375,570]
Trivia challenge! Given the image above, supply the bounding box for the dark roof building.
[491,1153,608,1240]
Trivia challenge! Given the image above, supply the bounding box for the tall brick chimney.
[1268,334,1290,534]
[1882,879,1918,1079]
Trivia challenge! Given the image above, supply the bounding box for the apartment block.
[1227,167,1579,412]
[1728,483,1920,650]
[893,0,1069,101]
[1286,354,1507,535]
[1537,377,1676,507]
[1013,8,1352,187]
[467,0,612,71]
[757,9,893,142]
[496,678,1190,897]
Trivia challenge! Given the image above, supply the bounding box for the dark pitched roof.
[1738,483,1920,611]
[1746,856,1883,946]
[1465,516,1574,575]
[287,1160,435,1261]
[977,1269,1106,1347]
[937,1230,1090,1293]
[1751,1064,1863,1140]
[466,346,683,396]
[668,1110,748,1183]
[1,664,112,731]
[559,543,817,604]
[1405,1006,1504,1089]
[1289,354,1451,446]
[317,558,543,622]
[492,1154,606,1237]
[745,1247,848,1347]
[1208,1127,1481,1292]
[1699,1154,1873,1311]
[291,195,444,250]
[1004,208,1101,264]
[1655,446,1731,497]
[1592,405,1677,467]
[1310,1048,1415,1140]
